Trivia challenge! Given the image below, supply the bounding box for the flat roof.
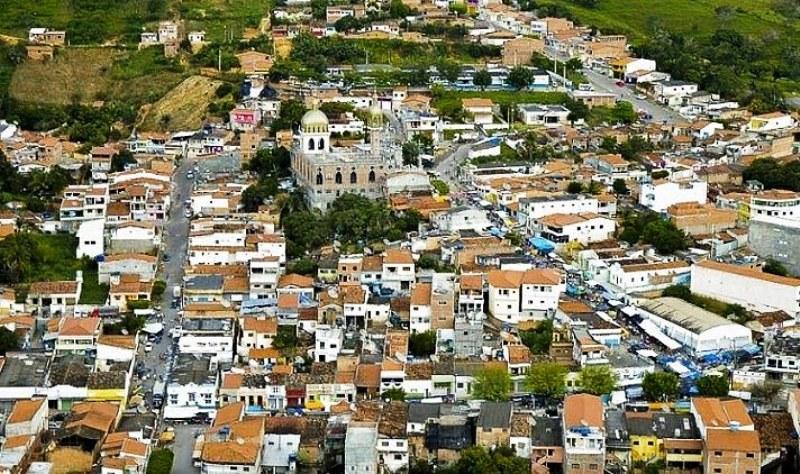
[0,353,50,388]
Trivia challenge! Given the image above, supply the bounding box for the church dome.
[301,109,329,133]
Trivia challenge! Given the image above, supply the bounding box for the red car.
[615,80,625,87]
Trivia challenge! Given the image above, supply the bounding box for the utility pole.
[218,48,222,72]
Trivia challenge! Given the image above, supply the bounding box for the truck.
[153,380,165,409]
[172,285,181,299]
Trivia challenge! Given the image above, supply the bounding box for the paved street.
[582,69,683,124]
[434,143,471,194]
[172,424,203,474]
[138,156,195,403]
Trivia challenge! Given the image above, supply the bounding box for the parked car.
[144,342,153,353]
[615,80,625,87]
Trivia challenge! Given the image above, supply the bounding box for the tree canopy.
[743,158,800,191]
[696,374,729,397]
[409,331,436,357]
[472,365,513,401]
[524,362,567,399]
[619,211,689,254]
[641,372,681,402]
[578,365,616,396]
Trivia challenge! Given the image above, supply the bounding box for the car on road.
[615,80,625,87]
[162,253,170,262]
[144,342,153,353]
[186,171,194,179]
[635,93,647,100]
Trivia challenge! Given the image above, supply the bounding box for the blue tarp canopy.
[529,236,555,252]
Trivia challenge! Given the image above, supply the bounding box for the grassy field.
[539,0,797,39]
[432,89,569,114]
[9,48,116,105]
[9,47,185,107]
[177,0,271,42]
[139,75,223,131]
[17,233,109,305]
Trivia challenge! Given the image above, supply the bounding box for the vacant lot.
[9,48,116,105]
[139,75,223,131]
[9,47,185,108]
[539,0,798,39]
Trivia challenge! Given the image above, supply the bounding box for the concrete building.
[487,268,564,324]
[563,393,605,474]
[518,194,600,230]
[532,212,615,246]
[639,179,707,212]
[345,422,378,474]
[637,297,752,355]
[690,260,800,318]
[748,190,800,276]
[517,104,571,127]
[608,260,690,294]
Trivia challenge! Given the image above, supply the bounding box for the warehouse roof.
[639,297,743,334]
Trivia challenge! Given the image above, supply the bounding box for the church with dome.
[290,101,402,210]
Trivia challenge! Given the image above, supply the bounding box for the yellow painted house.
[626,411,702,467]
[87,371,129,411]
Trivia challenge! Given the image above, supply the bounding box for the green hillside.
[537,0,799,39]
[0,0,270,44]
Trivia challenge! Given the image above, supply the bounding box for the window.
[714,451,722,457]
[589,464,598,470]
[647,441,654,446]
[350,171,357,184]
[713,470,721,474]
[746,453,755,458]
[369,170,376,182]
[316,173,323,185]
[318,137,325,149]
[308,138,315,150]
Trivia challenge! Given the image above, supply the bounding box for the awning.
[638,319,682,351]
[163,406,200,419]
[621,306,638,317]
[636,349,658,359]
[610,390,627,405]
[530,236,555,252]
[666,361,690,376]
[142,323,164,334]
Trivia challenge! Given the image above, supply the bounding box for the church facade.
[290,105,402,210]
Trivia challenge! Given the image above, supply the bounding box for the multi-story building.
[487,268,564,324]
[639,179,707,213]
[518,193,600,230]
[748,190,800,276]
[382,249,415,293]
[457,274,484,314]
[563,393,605,474]
[59,184,109,231]
[532,213,616,246]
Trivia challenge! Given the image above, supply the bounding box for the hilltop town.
[0,1,799,474]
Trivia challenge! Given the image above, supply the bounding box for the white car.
[144,342,153,353]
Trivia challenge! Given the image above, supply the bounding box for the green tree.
[381,388,406,401]
[578,365,616,395]
[662,284,691,300]
[696,374,729,397]
[150,280,167,300]
[146,449,174,474]
[641,372,680,401]
[241,177,279,212]
[525,362,567,399]
[0,233,41,284]
[402,141,420,166]
[431,179,450,195]
[111,150,137,172]
[583,180,603,195]
[437,60,462,84]
[0,327,19,355]
[566,181,584,194]
[519,320,553,354]
[286,257,318,276]
[763,258,790,277]
[274,326,298,350]
[409,331,437,357]
[750,380,783,405]
[507,66,534,90]
[271,99,308,132]
[473,69,492,91]
[612,178,629,195]
[472,365,513,401]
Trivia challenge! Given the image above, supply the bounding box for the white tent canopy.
[638,319,682,351]
[142,322,164,334]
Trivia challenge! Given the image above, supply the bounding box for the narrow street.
[582,69,683,124]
